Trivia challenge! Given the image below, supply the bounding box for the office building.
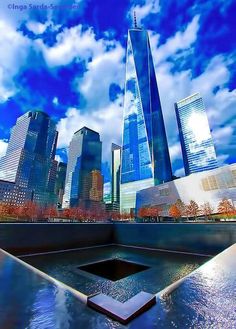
[0,179,31,205]
[54,162,67,208]
[0,111,58,205]
[63,127,102,208]
[175,93,218,175]
[89,170,103,202]
[120,21,172,212]
[111,143,121,210]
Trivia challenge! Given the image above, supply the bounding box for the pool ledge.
[0,248,88,304]
[157,243,236,299]
[88,291,156,324]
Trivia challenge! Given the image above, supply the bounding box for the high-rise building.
[102,162,112,204]
[63,127,102,208]
[120,22,172,212]
[89,170,104,202]
[54,162,67,208]
[175,93,218,175]
[0,111,58,205]
[111,143,121,210]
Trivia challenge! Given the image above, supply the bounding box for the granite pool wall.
[0,222,235,255]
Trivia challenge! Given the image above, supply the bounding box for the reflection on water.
[0,246,235,329]
[22,246,208,302]
[27,286,73,329]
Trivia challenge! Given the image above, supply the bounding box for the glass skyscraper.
[175,93,218,175]
[63,127,102,209]
[120,25,172,212]
[111,143,121,209]
[0,111,58,205]
[54,162,67,208]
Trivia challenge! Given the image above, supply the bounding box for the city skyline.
[0,0,235,181]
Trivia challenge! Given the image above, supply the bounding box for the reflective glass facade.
[120,28,172,212]
[0,111,58,205]
[54,162,67,208]
[63,127,102,208]
[111,143,121,205]
[175,93,218,175]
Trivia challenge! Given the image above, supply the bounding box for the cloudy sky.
[0,0,235,180]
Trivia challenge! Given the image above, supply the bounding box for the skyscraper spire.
[133,10,137,28]
[120,21,172,213]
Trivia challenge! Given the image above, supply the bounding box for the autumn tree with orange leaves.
[186,200,199,219]
[44,206,58,220]
[14,204,26,220]
[217,198,235,218]
[23,201,40,221]
[169,204,181,221]
[138,206,162,222]
[200,202,214,220]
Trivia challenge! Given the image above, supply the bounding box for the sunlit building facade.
[63,127,102,209]
[111,143,121,210]
[120,25,172,212]
[89,170,104,202]
[0,111,58,205]
[175,93,218,175]
[136,163,236,216]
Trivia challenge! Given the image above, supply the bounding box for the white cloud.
[130,0,160,25]
[174,167,185,177]
[26,21,48,34]
[217,154,230,166]
[169,143,182,162]
[78,42,125,110]
[212,126,233,144]
[53,96,59,105]
[0,139,8,159]
[37,24,125,111]
[37,25,105,67]
[151,15,200,64]
[55,154,63,163]
[26,20,61,35]
[0,20,30,102]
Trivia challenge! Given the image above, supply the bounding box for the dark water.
[22,245,208,302]
[0,246,235,328]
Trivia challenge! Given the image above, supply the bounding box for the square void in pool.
[78,258,150,281]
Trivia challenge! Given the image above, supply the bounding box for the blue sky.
[0,0,235,181]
